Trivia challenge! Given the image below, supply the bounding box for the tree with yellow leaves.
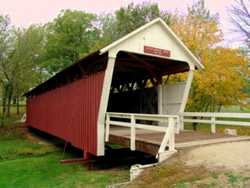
[169,0,249,112]
[190,48,249,111]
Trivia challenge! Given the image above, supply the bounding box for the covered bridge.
[25,18,203,160]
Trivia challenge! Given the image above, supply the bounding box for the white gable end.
[100,18,203,70]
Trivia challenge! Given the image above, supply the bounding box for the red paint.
[26,71,105,156]
[144,46,171,57]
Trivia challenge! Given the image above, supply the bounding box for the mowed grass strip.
[0,138,58,160]
[0,126,129,188]
[0,153,128,188]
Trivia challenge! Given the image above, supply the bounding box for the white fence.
[179,112,250,134]
[105,112,178,161]
[105,112,250,161]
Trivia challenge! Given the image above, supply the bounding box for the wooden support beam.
[60,158,94,164]
[128,82,135,91]
[127,53,158,79]
[119,55,166,86]
[159,63,189,76]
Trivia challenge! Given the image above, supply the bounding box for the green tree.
[0,15,14,123]
[42,10,98,75]
[95,2,171,49]
[10,26,46,115]
[0,16,46,125]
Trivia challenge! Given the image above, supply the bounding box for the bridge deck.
[107,126,250,155]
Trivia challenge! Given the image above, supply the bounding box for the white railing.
[105,112,178,161]
[179,112,250,134]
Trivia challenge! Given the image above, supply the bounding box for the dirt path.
[128,141,250,188]
[183,141,250,170]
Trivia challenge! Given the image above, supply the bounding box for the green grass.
[185,123,250,135]
[0,138,58,160]
[0,126,129,188]
[0,153,128,188]
[185,122,250,136]
[221,105,250,113]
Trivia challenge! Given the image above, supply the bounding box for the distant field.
[0,105,26,116]
[0,105,25,125]
[221,105,250,113]
[185,123,250,136]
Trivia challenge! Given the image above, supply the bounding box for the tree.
[169,0,248,112]
[115,2,161,38]
[188,48,249,112]
[230,0,250,52]
[0,15,12,62]
[9,26,46,115]
[230,1,250,98]
[43,10,98,75]
[170,0,222,58]
[0,15,14,123]
[0,17,46,125]
[95,2,171,49]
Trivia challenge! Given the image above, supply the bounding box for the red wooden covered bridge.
[25,18,204,161]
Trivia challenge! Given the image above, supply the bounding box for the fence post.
[105,114,110,142]
[211,115,216,134]
[179,115,184,131]
[131,114,136,151]
[169,117,175,151]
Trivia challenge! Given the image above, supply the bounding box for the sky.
[0,0,238,46]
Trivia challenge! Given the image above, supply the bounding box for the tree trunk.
[6,86,13,117]
[16,96,20,115]
[1,86,7,126]
[217,105,222,112]
[192,116,197,131]
[2,96,6,118]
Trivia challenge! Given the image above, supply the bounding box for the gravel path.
[184,141,250,170]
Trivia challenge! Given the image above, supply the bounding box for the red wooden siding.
[26,71,105,155]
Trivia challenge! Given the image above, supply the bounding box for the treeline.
[0,0,249,125]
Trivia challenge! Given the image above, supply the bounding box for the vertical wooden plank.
[168,117,175,151]
[105,114,110,142]
[131,115,136,151]
[158,85,163,114]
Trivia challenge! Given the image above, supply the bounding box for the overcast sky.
[0,0,238,46]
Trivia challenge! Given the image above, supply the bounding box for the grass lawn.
[0,154,128,188]
[0,126,129,188]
